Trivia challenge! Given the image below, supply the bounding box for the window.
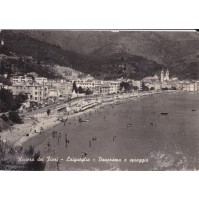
[35,92,37,95]
[35,87,37,90]
[35,97,37,100]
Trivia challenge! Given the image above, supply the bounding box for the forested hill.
[1,30,199,80]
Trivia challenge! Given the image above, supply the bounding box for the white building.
[48,87,61,98]
[48,79,72,96]
[11,75,33,84]
[35,77,48,85]
[109,81,120,94]
[75,79,95,90]
[12,83,48,103]
[132,80,142,90]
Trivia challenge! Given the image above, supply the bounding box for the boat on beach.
[161,112,168,115]
[57,104,67,111]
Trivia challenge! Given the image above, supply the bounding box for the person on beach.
[65,138,69,147]
[55,131,58,139]
[81,151,87,158]
[92,137,97,141]
[44,146,47,154]
[58,133,61,143]
[53,146,56,155]
[19,144,23,152]
[113,136,116,141]
[52,131,56,138]
[47,141,51,151]
[89,140,91,148]
[79,117,82,123]
[64,133,69,147]
[64,117,68,126]
[57,159,60,171]
[40,127,43,135]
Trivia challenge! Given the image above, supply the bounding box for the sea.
[23,92,199,170]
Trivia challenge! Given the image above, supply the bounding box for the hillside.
[1,30,199,80]
[19,30,199,63]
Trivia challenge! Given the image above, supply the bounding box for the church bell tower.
[160,69,164,83]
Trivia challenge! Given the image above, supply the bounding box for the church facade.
[161,69,170,83]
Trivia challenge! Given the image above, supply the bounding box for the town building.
[100,84,110,94]
[109,81,119,94]
[48,87,61,98]
[182,82,198,92]
[75,79,95,90]
[12,83,48,103]
[11,75,33,84]
[0,83,11,90]
[35,77,48,85]
[48,79,72,96]
[161,82,172,89]
[132,80,142,90]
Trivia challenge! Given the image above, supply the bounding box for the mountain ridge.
[1,30,199,80]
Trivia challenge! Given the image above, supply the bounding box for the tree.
[141,82,149,91]
[0,88,29,112]
[14,93,28,109]
[8,111,22,124]
[72,81,78,93]
[120,82,132,91]
[78,86,85,94]
[150,87,155,90]
[132,86,139,90]
[85,88,93,95]
[0,114,9,122]
[0,88,16,112]
[0,76,12,86]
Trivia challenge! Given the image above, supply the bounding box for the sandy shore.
[0,91,177,147]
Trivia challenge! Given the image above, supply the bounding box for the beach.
[0,92,152,146]
[13,91,199,171]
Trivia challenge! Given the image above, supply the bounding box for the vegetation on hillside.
[1,30,199,80]
[16,30,199,80]
[0,30,164,80]
[0,88,28,113]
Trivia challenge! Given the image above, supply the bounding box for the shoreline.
[0,90,180,147]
